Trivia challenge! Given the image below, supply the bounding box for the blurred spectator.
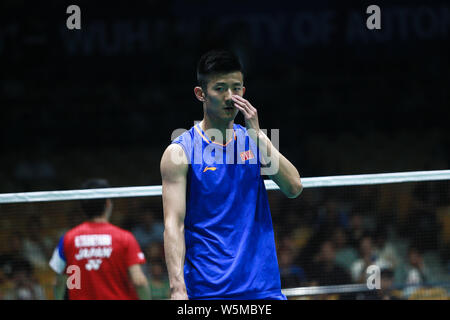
[296,198,350,271]
[278,208,314,254]
[143,241,169,299]
[436,204,450,269]
[0,266,11,300]
[22,215,54,270]
[347,211,366,249]
[407,208,439,253]
[307,240,352,287]
[314,198,349,236]
[145,242,164,262]
[278,239,306,288]
[0,234,29,276]
[131,205,164,250]
[373,226,399,271]
[405,246,432,286]
[402,246,441,298]
[143,242,165,278]
[357,267,401,300]
[398,182,439,252]
[333,227,358,271]
[2,259,45,300]
[148,261,170,300]
[350,234,390,283]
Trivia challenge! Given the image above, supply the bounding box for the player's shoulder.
[66,222,127,235]
[164,126,195,160]
[64,222,88,238]
[113,226,142,248]
[233,123,248,135]
[161,128,191,170]
[95,223,138,246]
[61,222,85,247]
[103,223,133,237]
[169,125,197,155]
[163,141,185,155]
[171,125,196,144]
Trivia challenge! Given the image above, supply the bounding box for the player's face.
[203,71,245,121]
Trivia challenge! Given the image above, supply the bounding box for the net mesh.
[271,180,450,300]
[0,177,449,300]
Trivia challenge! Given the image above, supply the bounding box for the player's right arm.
[160,143,189,300]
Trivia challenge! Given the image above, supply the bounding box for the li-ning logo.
[240,150,255,162]
[203,166,217,173]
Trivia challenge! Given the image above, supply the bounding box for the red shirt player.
[49,179,150,300]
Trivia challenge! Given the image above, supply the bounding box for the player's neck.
[200,118,234,144]
[90,216,109,223]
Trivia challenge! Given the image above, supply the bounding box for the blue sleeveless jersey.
[171,123,286,300]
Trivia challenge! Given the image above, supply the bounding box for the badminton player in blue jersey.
[161,50,303,300]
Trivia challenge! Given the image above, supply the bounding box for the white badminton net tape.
[0,169,449,204]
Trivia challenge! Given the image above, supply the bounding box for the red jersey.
[50,222,146,300]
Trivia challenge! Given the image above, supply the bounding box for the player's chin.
[222,109,238,119]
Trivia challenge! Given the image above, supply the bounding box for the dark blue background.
[0,0,448,191]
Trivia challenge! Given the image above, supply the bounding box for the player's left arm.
[128,264,151,300]
[126,234,151,300]
[49,235,69,300]
[232,95,303,198]
[52,274,68,300]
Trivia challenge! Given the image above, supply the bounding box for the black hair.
[79,178,111,219]
[196,49,244,90]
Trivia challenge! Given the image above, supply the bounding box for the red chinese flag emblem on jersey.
[240,150,255,162]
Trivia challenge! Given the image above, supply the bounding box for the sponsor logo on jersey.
[85,259,103,271]
[75,234,112,247]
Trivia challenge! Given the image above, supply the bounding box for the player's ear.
[242,86,246,96]
[194,86,206,102]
